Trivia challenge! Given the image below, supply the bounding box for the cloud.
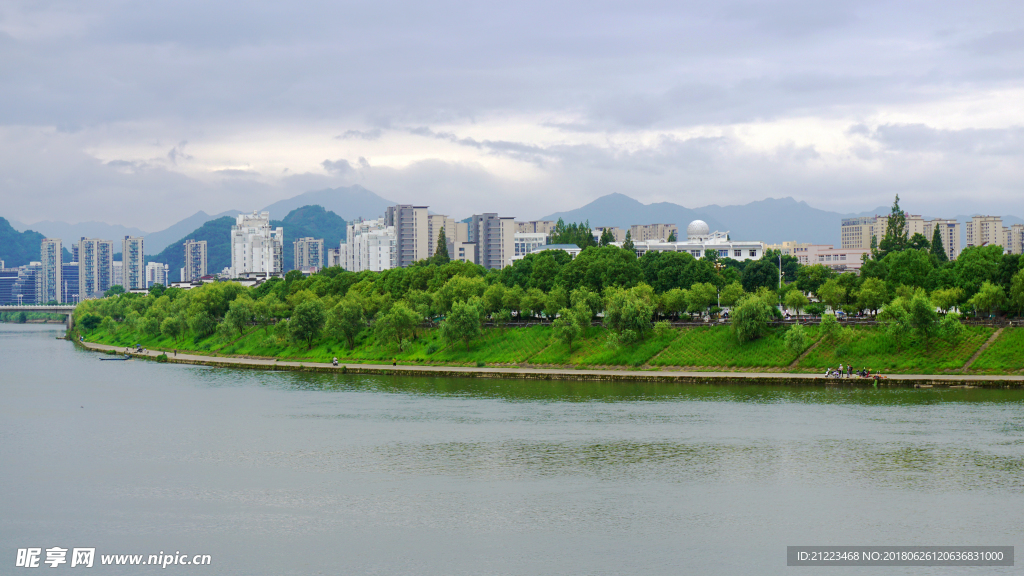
[213,168,260,177]
[336,128,383,140]
[321,158,354,175]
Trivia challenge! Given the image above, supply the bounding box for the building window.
[749,250,756,257]
[734,250,742,257]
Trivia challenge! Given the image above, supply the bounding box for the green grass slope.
[969,328,1024,373]
[796,326,994,374]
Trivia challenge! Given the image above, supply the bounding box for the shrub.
[784,324,809,355]
[805,303,826,316]
[820,314,841,343]
[653,320,672,337]
[476,361,485,367]
[731,294,774,343]
[939,313,966,341]
[156,353,169,363]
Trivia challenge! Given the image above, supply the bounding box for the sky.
[2,0,1023,231]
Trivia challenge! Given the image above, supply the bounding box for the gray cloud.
[321,159,354,175]
[337,128,383,141]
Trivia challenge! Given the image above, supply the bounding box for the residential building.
[875,213,928,242]
[629,223,678,243]
[122,236,145,290]
[40,238,62,303]
[293,237,325,272]
[1005,224,1024,255]
[469,213,515,270]
[146,262,169,288]
[426,214,456,259]
[344,218,397,272]
[112,261,123,288]
[510,243,582,265]
[78,238,113,299]
[964,216,1002,248]
[514,232,548,257]
[11,262,42,305]
[385,204,429,267]
[516,221,556,235]
[924,219,961,260]
[327,247,342,268]
[0,266,19,305]
[62,262,80,303]
[810,247,871,273]
[229,211,284,278]
[840,217,878,250]
[445,222,476,263]
[183,239,208,282]
[594,227,626,243]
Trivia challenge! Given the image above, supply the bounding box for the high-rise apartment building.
[78,238,113,299]
[629,223,678,243]
[62,262,79,303]
[327,248,342,268]
[122,236,145,290]
[293,237,325,272]
[344,218,396,272]
[965,216,1003,248]
[840,217,878,250]
[40,238,62,303]
[469,213,515,269]
[426,214,457,259]
[112,261,123,288]
[842,214,961,259]
[1004,224,1024,255]
[183,239,208,281]
[146,262,169,288]
[516,221,556,235]
[229,212,284,278]
[385,205,429,267]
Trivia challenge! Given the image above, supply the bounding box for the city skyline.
[2,1,1023,230]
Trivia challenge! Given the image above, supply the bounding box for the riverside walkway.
[77,340,1024,387]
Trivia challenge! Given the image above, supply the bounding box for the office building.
[767,242,870,273]
[514,232,548,257]
[516,221,556,235]
[624,220,765,262]
[293,237,325,272]
[384,205,429,267]
[78,238,114,299]
[121,236,145,290]
[0,266,19,305]
[146,262,169,288]
[629,223,679,243]
[469,213,516,270]
[964,215,1002,248]
[229,211,284,278]
[183,239,208,282]
[40,238,62,303]
[62,262,80,303]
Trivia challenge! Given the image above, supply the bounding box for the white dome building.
[686,220,710,239]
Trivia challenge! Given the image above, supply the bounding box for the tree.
[599,228,615,246]
[878,299,911,351]
[817,278,846,313]
[187,311,217,338]
[549,218,596,248]
[784,289,809,317]
[432,226,450,265]
[686,282,717,317]
[819,313,841,343]
[930,287,963,315]
[930,226,948,263]
[160,314,185,343]
[785,324,809,355]
[289,299,327,349]
[222,296,254,337]
[326,299,365,349]
[253,293,282,333]
[1010,269,1024,317]
[907,292,938,342]
[719,282,746,308]
[856,277,888,316]
[740,260,779,293]
[603,286,655,343]
[667,230,677,242]
[878,194,908,257]
[968,281,1006,318]
[104,285,126,297]
[622,230,635,253]
[440,299,483,351]
[373,301,420,350]
[908,232,930,251]
[730,292,774,343]
[551,302,589,352]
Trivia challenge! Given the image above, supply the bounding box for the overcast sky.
[3,0,1023,230]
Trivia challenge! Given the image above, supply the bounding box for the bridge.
[0,304,78,330]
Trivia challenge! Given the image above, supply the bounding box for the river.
[2,323,1022,574]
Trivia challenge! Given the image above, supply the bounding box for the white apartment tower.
[965,216,1003,248]
[183,239,208,281]
[146,262,169,288]
[469,213,515,269]
[78,238,114,299]
[344,218,397,272]
[40,238,62,303]
[385,205,429,267]
[122,236,145,290]
[293,237,325,272]
[229,212,284,278]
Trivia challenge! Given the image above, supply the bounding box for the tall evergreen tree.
[599,228,614,246]
[622,230,635,252]
[930,225,949,262]
[433,226,450,264]
[878,194,908,257]
[667,230,677,242]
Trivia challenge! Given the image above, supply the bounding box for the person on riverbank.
[839,363,844,378]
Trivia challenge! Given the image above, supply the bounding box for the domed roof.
[687,220,710,237]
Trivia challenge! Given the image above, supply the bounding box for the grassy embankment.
[81,323,1022,374]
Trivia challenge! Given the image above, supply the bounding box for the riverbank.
[76,339,1024,387]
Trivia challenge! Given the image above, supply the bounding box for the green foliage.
[730,292,774,343]
[551,302,589,352]
[816,279,846,312]
[930,226,948,262]
[1008,269,1024,317]
[156,353,169,363]
[104,285,126,297]
[557,245,641,293]
[878,194,908,257]
[720,281,746,308]
[782,289,808,316]
[666,230,677,242]
[0,217,51,267]
[784,324,810,355]
[373,301,419,350]
[603,285,655,342]
[160,315,185,342]
[686,282,717,316]
[908,232,930,251]
[325,299,365,349]
[819,314,841,343]
[938,312,966,341]
[796,264,834,295]
[432,226,451,265]
[222,296,254,337]
[878,299,911,351]
[740,259,779,292]
[622,230,635,252]
[290,299,327,349]
[440,299,483,351]
[599,228,615,246]
[967,281,1006,318]
[548,218,596,248]
[953,245,1003,299]
[856,277,888,314]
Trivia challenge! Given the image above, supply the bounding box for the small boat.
[100,354,131,361]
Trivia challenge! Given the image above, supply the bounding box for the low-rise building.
[146,262,169,287]
[516,220,556,235]
[514,232,548,257]
[623,220,764,261]
[593,227,626,243]
[629,223,678,243]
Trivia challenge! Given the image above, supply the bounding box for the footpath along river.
[2,323,1023,575]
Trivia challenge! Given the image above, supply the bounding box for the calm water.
[2,323,1023,575]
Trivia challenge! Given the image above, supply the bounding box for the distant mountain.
[272,205,347,270]
[541,193,727,236]
[0,218,46,268]
[261,185,394,222]
[146,205,347,282]
[145,209,239,255]
[147,217,236,283]
[9,219,148,251]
